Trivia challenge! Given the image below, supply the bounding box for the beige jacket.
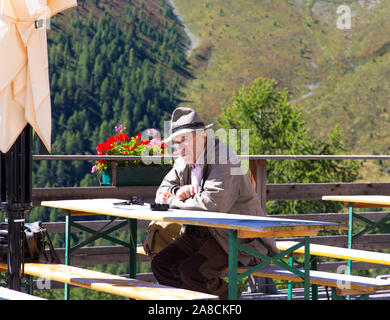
[158,137,279,266]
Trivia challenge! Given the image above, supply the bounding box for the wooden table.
[322,195,390,275]
[42,198,345,300]
[322,195,390,208]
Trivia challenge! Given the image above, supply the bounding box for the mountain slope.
[172,0,390,163]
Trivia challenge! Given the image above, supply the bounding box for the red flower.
[107,136,117,146]
[96,141,113,154]
[116,132,130,141]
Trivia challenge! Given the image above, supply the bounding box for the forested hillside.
[32,0,189,190]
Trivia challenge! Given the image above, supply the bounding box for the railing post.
[111,161,117,186]
[258,159,267,213]
[249,159,267,213]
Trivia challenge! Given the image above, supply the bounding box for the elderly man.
[151,107,278,299]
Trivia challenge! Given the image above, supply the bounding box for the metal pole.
[228,230,238,300]
[347,202,354,301]
[303,236,310,300]
[0,124,32,291]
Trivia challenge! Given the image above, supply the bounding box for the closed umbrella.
[0,0,77,290]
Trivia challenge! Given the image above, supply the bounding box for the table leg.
[128,218,137,279]
[347,203,354,300]
[234,236,313,300]
[228,230,238,300]
[348,203,354,263]
[64,210,71,300]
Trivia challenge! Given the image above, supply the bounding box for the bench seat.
[276,241,390,265]
[238,265,390,295]
[0,263,217,300]
[0,286,46,300]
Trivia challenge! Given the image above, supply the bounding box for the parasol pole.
[0,124,32,290]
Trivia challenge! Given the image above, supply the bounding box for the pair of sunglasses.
[113,195,144,206]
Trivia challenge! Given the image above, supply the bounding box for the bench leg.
[286,251,314,301]
[311,257,318,300]
[24,275,33,295]
[288,255,293,300]
[331,288,343,300]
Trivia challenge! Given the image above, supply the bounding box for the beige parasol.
[0,0,77,153]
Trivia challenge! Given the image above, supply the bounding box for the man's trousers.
[151,226,232,299]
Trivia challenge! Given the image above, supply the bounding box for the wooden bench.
[137,245,390,298]
[237,265,390,297]
[274,240,390,297]
[0,286,47,300]
[0,263,217,300]
[275,241,390,265]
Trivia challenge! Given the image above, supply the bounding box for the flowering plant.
[91,125,171,174]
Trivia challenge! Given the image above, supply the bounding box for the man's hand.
[176,185,195,201]
[155,189,174,204]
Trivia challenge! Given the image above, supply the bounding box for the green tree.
[218,78,361,214]
[100,77,111,102]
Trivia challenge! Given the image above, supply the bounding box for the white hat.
[164,107,213,142]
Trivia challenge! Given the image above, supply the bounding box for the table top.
[322,195,390,207]
[41,198,345,238]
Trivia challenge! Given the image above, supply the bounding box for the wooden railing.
[32,154,390,207]
[28,155,390,289]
